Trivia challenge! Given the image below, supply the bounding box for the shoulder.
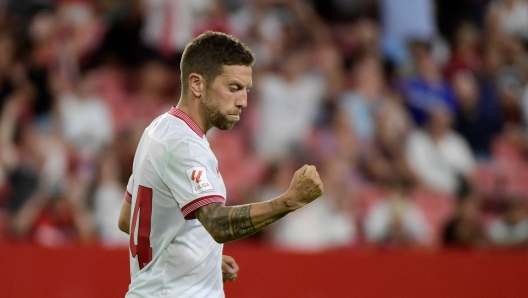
[164,130,212,164]
[445,131,471,147]
[488,219,507,233]
[407,129,429,143]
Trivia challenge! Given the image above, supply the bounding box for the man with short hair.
[118,31,324,297]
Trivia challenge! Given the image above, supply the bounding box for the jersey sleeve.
[124,174,134,203]
[163,138,225,220]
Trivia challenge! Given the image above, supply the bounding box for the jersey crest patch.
[185,166,214,194]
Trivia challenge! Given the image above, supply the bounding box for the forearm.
[195,195,295,243]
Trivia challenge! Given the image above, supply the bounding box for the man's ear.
[189,73,204,98]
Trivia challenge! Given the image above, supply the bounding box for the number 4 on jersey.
[130,185,153,269]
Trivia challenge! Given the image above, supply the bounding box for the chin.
[216,122,236,130]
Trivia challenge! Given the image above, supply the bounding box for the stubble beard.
[201,98,238,130]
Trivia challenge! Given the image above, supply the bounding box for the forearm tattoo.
[195,203,281,243]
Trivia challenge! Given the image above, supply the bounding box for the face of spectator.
[453,71,479,109]
[428,105,453,136]
[413,45,439,82]
[282,49,310,81]
[354,57,383,97]
[355,19,379,53]
[455,23,479,54]
[201,65,252,130]
[28,11,56,43]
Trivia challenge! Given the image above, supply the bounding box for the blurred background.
[1,0,528,297]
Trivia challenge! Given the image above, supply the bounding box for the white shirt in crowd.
[141,0,212,53]
[125,107,226,298]
[406,130,475,193]
[491,0,528,40]
[59,93,113,153]
[255,74,325,160]
[93,183,130,247]
[488,218,528,245]
[272,196,356,251]
[363,198,431,244]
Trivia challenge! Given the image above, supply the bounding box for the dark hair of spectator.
[180,31,255,94]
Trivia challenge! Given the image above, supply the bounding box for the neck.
[176,96,211,133]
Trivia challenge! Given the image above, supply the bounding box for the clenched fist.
[283,164,324,210]
[222,255,239,283]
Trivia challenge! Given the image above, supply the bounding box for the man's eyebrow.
[228,80,252,89]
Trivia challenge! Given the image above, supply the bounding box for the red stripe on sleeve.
[181,195,225,220]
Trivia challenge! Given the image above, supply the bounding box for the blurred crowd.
[1,0,528,251]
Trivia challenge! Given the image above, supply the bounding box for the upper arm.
[163,139,225,220]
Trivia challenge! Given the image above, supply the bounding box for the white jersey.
[124,107,226,298]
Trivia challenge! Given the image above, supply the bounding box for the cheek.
[217,91,237,109]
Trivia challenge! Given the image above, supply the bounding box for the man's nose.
[235,92,247,109]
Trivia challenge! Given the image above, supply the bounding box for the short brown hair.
[180,31,254,94]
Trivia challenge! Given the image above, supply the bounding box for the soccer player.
[118,31,324,297]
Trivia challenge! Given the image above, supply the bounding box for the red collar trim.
[167,106,205,138]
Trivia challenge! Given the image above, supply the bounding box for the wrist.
[272,192,298,214]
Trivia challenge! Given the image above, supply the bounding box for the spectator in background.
[406,104,476,194]
[400,41,456,126]
[0,89,40,227]
[0,88,88,244]
[443,22,481,81]
[339,54,383,147]
[487,0,528,43]
[487,198,528,247]
[443,187,486,247]
[255,46,325,161]
[473,45,503,136]
[92,152,129,247]
[271,156,357,251]
[363,178,431,247]
[497,35,527,99]
[304,103,361,174]
[193,0,237,37]
[436,0,489,42]
[58,73,113,156]
[90,0,148,68]
[24,10,58,129]
[379,0,437,64]
[364,90,416,184]
[115,59,173,132]
[141,0,213,58]
[453,71,501,157]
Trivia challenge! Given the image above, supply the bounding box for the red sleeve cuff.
[181,195,225,220]
[124,191,132,204]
